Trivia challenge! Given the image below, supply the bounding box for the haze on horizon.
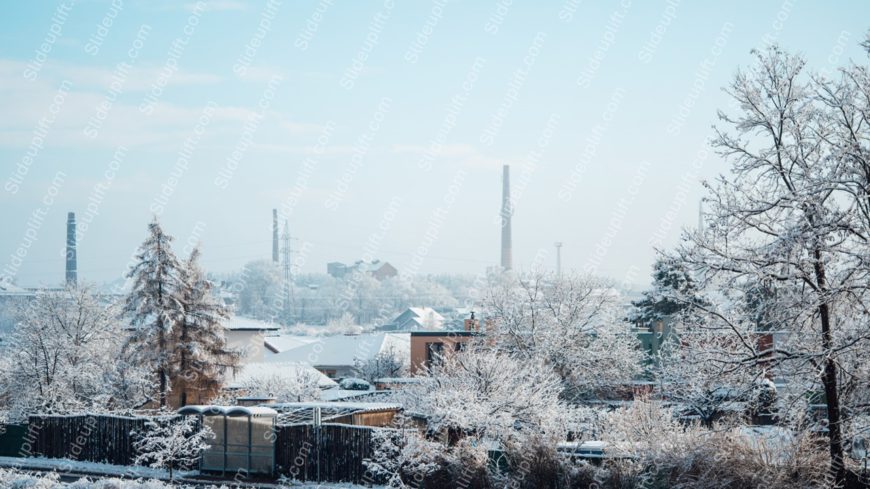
[1,0,868,289]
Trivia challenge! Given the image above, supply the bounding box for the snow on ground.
[0,458,380,488]
[0,456,185,479]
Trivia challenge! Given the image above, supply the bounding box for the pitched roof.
[264,335,319,353]
[264,333,410,367]
[227,361,337,389]
[407,307,444,321]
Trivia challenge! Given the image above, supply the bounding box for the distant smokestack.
[500,165,512,271]
[272,209,279,263]
[65,212,77,286]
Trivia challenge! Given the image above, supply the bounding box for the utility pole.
[554,242,563,277]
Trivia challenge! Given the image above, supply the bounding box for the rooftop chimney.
[65,212,77,286]
[500,165,512,271]
[464,311,480,333]
[272,209,279,263]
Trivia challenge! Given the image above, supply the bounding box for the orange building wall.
[409,334,472,374]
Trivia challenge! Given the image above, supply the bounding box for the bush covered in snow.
[570,399,831,489]
[132,416,214,481]
[0,469,227,488]
[363,427,490,488]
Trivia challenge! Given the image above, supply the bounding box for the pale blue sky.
[1,0,868,288]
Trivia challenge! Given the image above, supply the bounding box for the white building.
[224,316,281,363]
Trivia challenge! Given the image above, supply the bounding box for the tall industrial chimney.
[554,242,563,277]
[272,209,279,263]
[65,212,77,286]
[500,165,512,271]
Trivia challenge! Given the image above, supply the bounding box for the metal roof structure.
[269,401,401,425]
[177,405,278,417]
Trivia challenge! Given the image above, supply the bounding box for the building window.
[427,342,444,368]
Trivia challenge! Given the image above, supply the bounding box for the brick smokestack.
[500,165,512,271]
[65,212,77,286]
[272,209,279,263]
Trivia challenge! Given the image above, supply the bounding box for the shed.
[177,405,277,476]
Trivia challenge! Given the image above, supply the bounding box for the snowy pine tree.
[629,256,708,326]
[171,246,240,406]
[124,218,186,408]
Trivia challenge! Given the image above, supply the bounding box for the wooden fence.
[0,424,27,457]
[275,423,376,484]
[28,414,154,466]
[18,415,381,484]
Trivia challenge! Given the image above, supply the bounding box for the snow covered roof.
[390,307,446,331]
[177,405,278,417]
[224,316,281,331]
[407,307,444,320]
[0,281,27,295]
[265,333,410,367]
[227,362,337,389]
[264,335,319,353]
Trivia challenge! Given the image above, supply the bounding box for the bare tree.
[484,271,641,400]
[673,46,870,484]
[0,285,147,419]
[354,344,406,382]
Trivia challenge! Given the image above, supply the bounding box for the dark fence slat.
[27,414,149,466]
[274,423,375,484]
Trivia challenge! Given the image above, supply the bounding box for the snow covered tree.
[0,285,128,418]
[236,260,282,321]
[483,271,641,401]
[629,255,708,325]
[171,246,240,407]
[132,415,213,480]
[125,219,239,408]
[653,317,759,426]
[363,426,487,488]
[354,344,406,382]
[816,34,870,237]
[401,347,587,446]
[124,218,185,408]
[238,369,321,402]
[672,45,870,485]
[324,311,363,335]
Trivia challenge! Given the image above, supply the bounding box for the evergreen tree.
[630,256,706,325]
[124,218,185,408]
[172,246,240,406]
